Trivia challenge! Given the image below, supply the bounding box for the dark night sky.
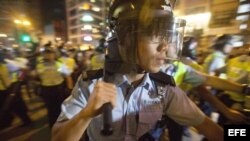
[40,0,66,25]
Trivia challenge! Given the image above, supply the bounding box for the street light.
[13,19,31,26]
[14,19,22,24]
[0,34,7,37]
[23,21,31,26]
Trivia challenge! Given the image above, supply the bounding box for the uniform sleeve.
[182,66,207,87]
[164,86,205,126]
[58,63,71,76]
[5,60,19,72]
[208,57,225,74]
[57,76,94,121]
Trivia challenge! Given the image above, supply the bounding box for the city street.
[0,93,51,141]
[0,88,204,141]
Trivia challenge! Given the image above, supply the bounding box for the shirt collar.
[109,73,154,90]
[214,51,226,58]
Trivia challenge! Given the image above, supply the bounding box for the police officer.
[0,48,12,129]
[58,47,77,75]
[36,45,73,127]
[0,48,32,128]
[215,51,250,124]
[163,36,248,121]
[52,0,223,141]
[180,36,204,71]
[203,34,233,77]
[90,38,106,70]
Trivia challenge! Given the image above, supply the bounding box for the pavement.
[0,87,205,141]
[0,92,51,141]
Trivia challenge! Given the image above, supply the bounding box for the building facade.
[65,0,110,49]
[0,0,41,45]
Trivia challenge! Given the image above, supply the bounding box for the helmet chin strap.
[132,65,146,74]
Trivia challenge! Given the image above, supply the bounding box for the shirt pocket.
[136,102,163,139]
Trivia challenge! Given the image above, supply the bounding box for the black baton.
[101,70,113,136]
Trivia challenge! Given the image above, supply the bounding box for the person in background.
[215,49,250,125]
[180,36,204,71]
[0,48,12,130]
[0,47,32,129]
[35,45,73,127]
[203,34,233,77]
[58,46,77,75]
[90,38,106,70]
[72,48,93,83]
[159,37,248,140]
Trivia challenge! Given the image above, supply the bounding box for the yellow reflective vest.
[203,51,227,78]
[36,61,65,86]
[172,61,187,86]
[0,64,11,90]
[58,57,76,74]
[226,56,249,102]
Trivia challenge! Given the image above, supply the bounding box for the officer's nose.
[157,41,168,53]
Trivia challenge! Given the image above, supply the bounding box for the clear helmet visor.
[140,18,186,60]
[165,27,185,60]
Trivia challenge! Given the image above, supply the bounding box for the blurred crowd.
[0,38,106,130]
[0,33,250,140]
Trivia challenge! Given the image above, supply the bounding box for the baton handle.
[101,102,113,135]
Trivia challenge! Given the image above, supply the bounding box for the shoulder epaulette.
[82,69,103,81]
[149,71,176,86]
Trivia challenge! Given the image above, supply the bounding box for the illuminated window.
[240,24,248,29]
[84,36,93,41]
[80,3,90,10]
[237,4,250,14]
[82,25,92,30]
[236,15,249,21]
[55,37,62,41]
[92,6,101,12]
[81,15,94,22]
[0,34,7,37]
[92,28,99,33]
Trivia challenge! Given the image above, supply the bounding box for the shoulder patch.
[149,71,176,86]
[82,69,103,81]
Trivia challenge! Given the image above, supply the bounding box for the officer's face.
[223,44,233,54]
[43,52,56,62]
[137,35,168,73]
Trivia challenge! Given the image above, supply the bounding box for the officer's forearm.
[51,109,92,141]
[195,117,224,141]
[65,76,73,90]
[194,85,230,116]
[204,75,243,94]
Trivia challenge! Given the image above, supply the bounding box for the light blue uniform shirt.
[203,51,226,75]
[57,73,205,141]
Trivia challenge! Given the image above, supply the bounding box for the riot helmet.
[106,0,186,73]
[40,45,57,62]
[213,34,233,54]
[40,46,56,53]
